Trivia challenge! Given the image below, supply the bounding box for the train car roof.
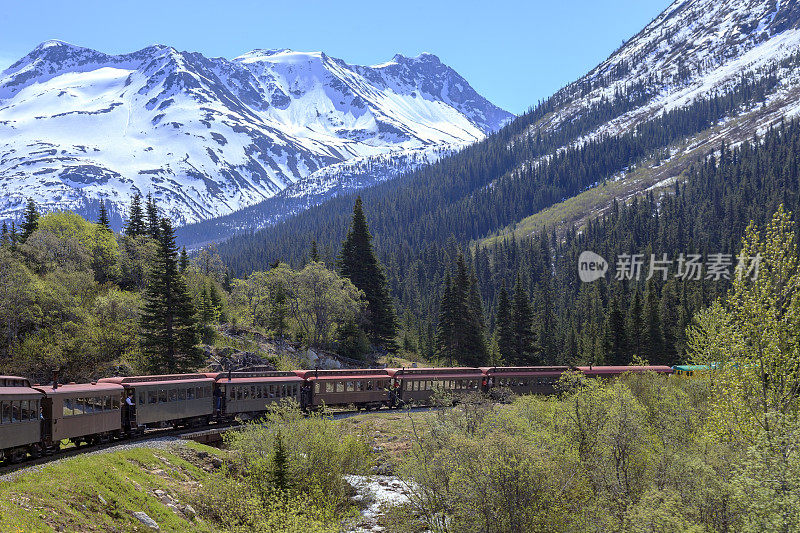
[293,369,390,380]
[480,366,570,375]
[216,375,304,384]
[385,367,482,377]
[33,382,124,395]
[0,385,44,398]
[577,365,674,375]
[209,371,301,381]
[0,375,32,387]
[99,374,213,386]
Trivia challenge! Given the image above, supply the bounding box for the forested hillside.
[214,92,800,367]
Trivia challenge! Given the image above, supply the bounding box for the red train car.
[99,374,214,429]
[211,371,305,417]
[0,376,44,462]
[387,367,483,405]
[294,369,392,409]
[481,366,570,395]
[35,382,124,447]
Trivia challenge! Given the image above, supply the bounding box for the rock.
[211,457,223,468]
[153,489,166,498]
[97,494,107,505]
[196,451,208,459]
[132,511,160,530]
[183,504,197,518]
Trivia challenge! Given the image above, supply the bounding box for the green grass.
[0,443,223,532]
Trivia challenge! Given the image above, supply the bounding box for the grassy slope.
[0,442,222,533]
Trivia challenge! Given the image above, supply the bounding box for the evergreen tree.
[435,256,488,366]
[9,222,18,249]
[435,273,457,365]
[97,202,111,231]
[140,218,201,373]
[310,240,320,262]
[0,222,8,247]
[626,288,645,360]
[603,294,627,365]
[198,285,218,344]
[146,193,161,239]
[337,197,397,347]
[272,429,289,492]
[20,198,39,241]
[495,285,515,363]
[642,278,665,363]
[511,274,538,365]
[268,283,288,339]
[125,193,145,237]
[179,246,189,274]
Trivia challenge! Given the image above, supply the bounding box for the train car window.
[113,396,120,410]
[168,389,177,402]
[345,382,353,392]
[242,387,249,400]
[20,400,29,421]
[178,388,186,401]
[188,387,196,400]
[62,398,72,416]
[196,387,203,399]
[10,401,19,422]
[1,401,9,423]
[250,386,256,399]
[313,383,319,394]
[148,391,157,404]
[206,387,212,398]
[85,398,95,414]
[157,389,166,403]
[335,382,344,393]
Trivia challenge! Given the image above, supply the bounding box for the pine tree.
[140,218,201,373]
[310,240,320,262]
[268,283,288,339]
[179,246,189,274]
[97,202,111,231]
[9,222,18,249]
[272,429,289,492]
[20,198,39,241]
[435,273,457,365]
[435,256,488,366]
[146,193,161,239]
[626,288,645,360]
[642,278,665,364]
[495,285,515,364]
[603,294,627,365]
[337,197,397,347]
[511,274,537,365]
[0,222,8,247]
[198,285,218,344]
[125,193,145,237]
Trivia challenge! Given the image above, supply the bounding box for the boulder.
[132,511,159,530]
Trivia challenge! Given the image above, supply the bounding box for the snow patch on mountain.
[0,42,512,227]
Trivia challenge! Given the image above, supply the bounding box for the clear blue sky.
[0,0,671,114]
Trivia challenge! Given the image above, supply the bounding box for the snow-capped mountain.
[0,41,512,227]
[533,0,800,142]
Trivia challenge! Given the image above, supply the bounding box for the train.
[0,364,674,464]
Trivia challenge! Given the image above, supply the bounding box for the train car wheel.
[29,444,42,459]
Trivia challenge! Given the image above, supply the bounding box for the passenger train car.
[0,364,676,464]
